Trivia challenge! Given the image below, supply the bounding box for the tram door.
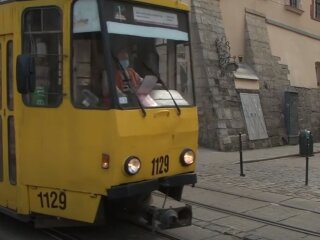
[0,35,17,210]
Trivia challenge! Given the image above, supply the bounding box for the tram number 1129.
[37,191,67,210]
[152,155,169,175]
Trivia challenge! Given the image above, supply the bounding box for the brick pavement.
[170,143,320,240]
[196,143,320,200]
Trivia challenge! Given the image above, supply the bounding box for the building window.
[311,0,320,20]
[316,62,320,86]
[285,0,303,14]
[290,0,299,8]
[22,7,63,107]
[315,0,320,18]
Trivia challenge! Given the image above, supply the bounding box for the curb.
[234,151,320,164]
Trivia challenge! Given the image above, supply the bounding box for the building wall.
[268,25,320,88]
[189,0,248,150]
[244,10,290,146]
[220,0,320,56]
[190,0,320,150]
[220,0,320,89]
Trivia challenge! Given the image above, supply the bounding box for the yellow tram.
[0,0,198,229]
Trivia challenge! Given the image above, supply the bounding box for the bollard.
[239,133,245,177]
[305,137,309,186]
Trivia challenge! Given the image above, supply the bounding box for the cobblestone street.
[197,143,320,200]
[171,143,320,240]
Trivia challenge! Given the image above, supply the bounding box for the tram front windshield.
[72,0,194,109]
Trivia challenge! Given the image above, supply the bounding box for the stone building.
[189,0,320,151]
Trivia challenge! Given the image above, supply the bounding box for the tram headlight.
[180,149,195,166]
[124,157,141,175]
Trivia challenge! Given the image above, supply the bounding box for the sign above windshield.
[73,0,189,39]
[133,7,178,28]
[106,0,188,32]
[73,0,101,33]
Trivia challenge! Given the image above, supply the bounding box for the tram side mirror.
[16,54,36,94]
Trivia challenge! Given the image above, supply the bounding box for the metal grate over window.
[289,0,301,8]
[316,0,320,18]
[291,0,298,7]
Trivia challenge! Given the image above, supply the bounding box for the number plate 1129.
[152,155,169,175]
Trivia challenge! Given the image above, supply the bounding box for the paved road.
[197,144,320,200]
[173,143,320,240]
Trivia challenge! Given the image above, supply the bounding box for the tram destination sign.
[106,0,188,32]
[133,7,178,28]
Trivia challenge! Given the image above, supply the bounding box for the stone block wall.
[189,1,320,150]
[244,10,320,145]
[295,88,320,141]
[244,10,290,147]
[190,0,247,151]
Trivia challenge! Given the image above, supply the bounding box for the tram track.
[132,224,185,240]
[193,185,320,215]
[41,229,82,240]
[41,224,184,240]
[182,197,320,237]
[154,188,320,238]
[156,232,185,240]
[40,183,320,240]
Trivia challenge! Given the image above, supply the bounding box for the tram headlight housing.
[180,149,195,166]
[124,157,141,175]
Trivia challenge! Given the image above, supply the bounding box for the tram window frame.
[8,116,16,185]
[21,6,63,108]
[175,42,195,105]
[71,32,110,109]
[0,43,1,108]
[71,0,111,110]
[0,117,2,182]
[0,43,2,182]
[7,40,13,111]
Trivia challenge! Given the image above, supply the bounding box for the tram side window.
[0,44,2,182]
[72,0,109,109]
[0,118,2,182]
[0,44,1,109]
[8,116,16,185]
[176,43,193,104]
[7,41,13,110]
[72,33,109,108]
[22,7,63,107]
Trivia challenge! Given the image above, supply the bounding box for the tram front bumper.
[107,173,197,200]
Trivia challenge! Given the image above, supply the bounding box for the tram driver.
[115,48,142,93]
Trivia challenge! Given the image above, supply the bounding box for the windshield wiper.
[112,55,147,117]
[142,62,181,116]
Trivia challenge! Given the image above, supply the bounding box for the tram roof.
[0,0,190,11]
